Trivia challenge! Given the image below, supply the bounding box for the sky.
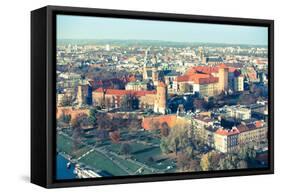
[57,15,268,45]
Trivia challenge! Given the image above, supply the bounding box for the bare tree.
[160,122,170,137]
[109,131,120,144]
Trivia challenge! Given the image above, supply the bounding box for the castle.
[173,63,243,96]
[75,50,168,114]
[91,81,167,114]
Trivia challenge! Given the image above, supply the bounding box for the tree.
[120,143,132,156]
[237,144,256,161]
[58,113,71,125]
[200,151,222,171]
[204,97,215,110]
[160,122,170,137]
[97,114,110,130]
[237,160,248,169]
[160,122,191,155]
[160,139,170,154]
[188,159,201,172]
[71,113,89,129]
[193,99,205,111]
[176,152,190,172]
[185,146,194,158]
[60,95,72,106]
[109,131,120,143]
[71,114,87,152]
[120,94,139,111]
[127,114,141,131]
[88,108,97,127]
[218,155,236,170]
[200,153,210,171]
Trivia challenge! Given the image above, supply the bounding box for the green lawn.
[57,129,177,176]
[79,151,128,176]
[57,134,91,159]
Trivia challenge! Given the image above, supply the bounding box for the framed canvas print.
[31,5,274,188]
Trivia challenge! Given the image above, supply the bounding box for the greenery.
[160,122,191,155]
[88,108,97,127]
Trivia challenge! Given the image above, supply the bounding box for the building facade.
[214,128,240,153]
[92,82,167,114]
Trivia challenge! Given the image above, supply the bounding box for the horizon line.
[57,38,268,47]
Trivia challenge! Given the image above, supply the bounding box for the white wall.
[0,0,279,192]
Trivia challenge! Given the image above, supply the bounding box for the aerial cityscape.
[56,15,269,179]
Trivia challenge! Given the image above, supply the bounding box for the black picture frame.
[31,5,274,188]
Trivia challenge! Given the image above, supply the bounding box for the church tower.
[154,82,167,114]
[152,67,159,86]
[143,49,149,80]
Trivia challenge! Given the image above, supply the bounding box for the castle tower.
[218,64,229,92]
[77,85,84,107]
[77,83,92,107]
[154,82,167,114]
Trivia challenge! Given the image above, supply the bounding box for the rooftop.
[93,88,156,96]
[215,128,240,136]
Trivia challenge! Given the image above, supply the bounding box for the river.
[56,154,77,180]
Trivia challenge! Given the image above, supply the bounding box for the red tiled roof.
[255,120,264,128]
[236,124,248,133]
[216,128,240,136]
[158,81,167,87]
[188,66,219,74]
[175,75,190,82]
[236,120,265,133]
[218,63,229,69]
[186,63,231,75]
[93,88,156,96]
[175,73,218,84]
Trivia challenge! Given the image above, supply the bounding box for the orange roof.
[158,81,167,87]
[187,66,219,74]
[218,63,229,69]
[190,74,218,84]
[255,120,264,128]
[215,128,240,136]
[175,75,190,82]
[175,73,218,84]
[93,88,156,96]
[186,63,231,75]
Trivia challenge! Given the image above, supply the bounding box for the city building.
[92,81,167,114]
[225,105,251,120]
[228,68,244,92]
[214,128,240,153]
[202,56,224,65]
[125,81,148,91]
[236,120,267,146]
[193,115,217,147]
[163,71,181,90]
[172,63,245,96]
